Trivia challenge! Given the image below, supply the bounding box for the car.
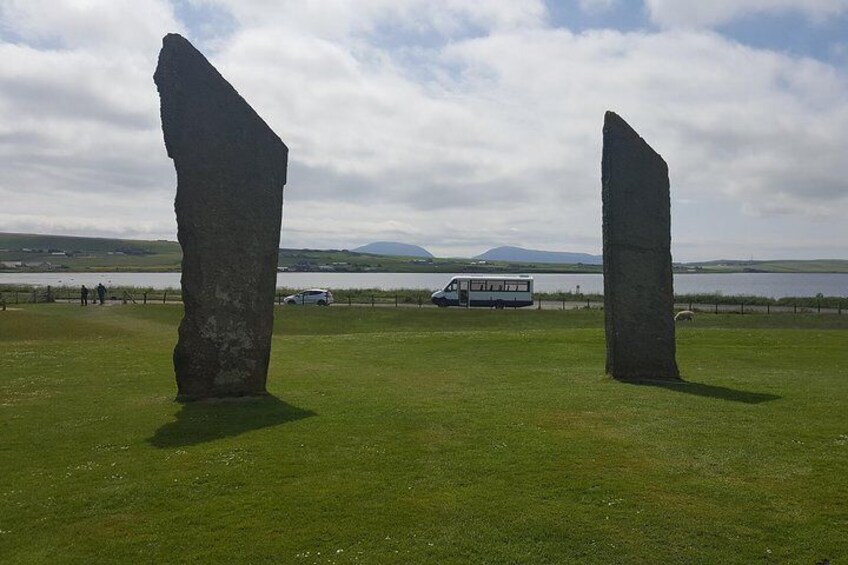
[283,289,334,306]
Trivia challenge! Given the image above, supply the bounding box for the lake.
[1,272,846,298]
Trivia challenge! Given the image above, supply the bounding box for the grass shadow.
[149,394,315,448]
[628,379,781,404]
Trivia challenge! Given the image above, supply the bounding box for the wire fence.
[1,285,845,315]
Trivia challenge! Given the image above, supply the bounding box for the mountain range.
[352,241,434,258]
[3,233,846,273]
[352,242,602,264]
[474,246,603,265]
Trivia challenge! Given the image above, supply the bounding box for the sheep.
[674,310,694,322]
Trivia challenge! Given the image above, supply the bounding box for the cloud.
[0,0,182,50]
[195,0,548,39]
[0,1,846,260]
[644,0,848,28]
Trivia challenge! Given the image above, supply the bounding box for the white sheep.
[674,310,695,322]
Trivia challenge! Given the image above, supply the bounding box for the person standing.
[96,283,106,305]
[80,285,89,306]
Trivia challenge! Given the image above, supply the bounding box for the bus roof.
[449,275,533,281]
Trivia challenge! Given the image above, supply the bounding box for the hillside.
[352,241,434,258]
[2,233,847,273]
[682,259,848,273]
[0,232,182,271]
[476,246,603,265]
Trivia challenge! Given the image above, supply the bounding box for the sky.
[0,0,847,261]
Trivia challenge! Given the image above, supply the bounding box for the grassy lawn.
[1,305,846,563]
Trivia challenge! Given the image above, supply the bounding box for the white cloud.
[194,0,547,39]
[0,1,847,260]
[645,0,848,28]
[0,0,182,50]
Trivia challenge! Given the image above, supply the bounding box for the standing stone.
[601,111,679,381]
[154,34,288,400]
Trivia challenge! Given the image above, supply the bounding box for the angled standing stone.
[154,34,288,400]
[602,111,679,381]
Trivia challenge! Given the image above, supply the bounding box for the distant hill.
[352,241,434,258]
[681,259,848,274]
[475,246,603,265]
[4,232,847,274]
[0,232,183,272]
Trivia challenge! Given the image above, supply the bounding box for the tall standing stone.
[154,34,289,400]
[601,111,679,381]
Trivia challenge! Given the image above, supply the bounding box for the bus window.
[445,281,457,292]
[470,280,487,291]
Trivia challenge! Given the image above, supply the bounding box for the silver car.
[284,289,334,306]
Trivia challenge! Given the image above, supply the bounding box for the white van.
[430,276,534,309]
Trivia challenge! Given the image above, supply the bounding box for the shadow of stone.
[149,394,315,448]
[627,379,781,404]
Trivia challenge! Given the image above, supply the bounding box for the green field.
[1,306,846,563]
[4,232,848,273]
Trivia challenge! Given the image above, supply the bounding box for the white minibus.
[430,276,534,309]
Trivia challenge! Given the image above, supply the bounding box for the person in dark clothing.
[81,285,89,306]
[96,283,106,305]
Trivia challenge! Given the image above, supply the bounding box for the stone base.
[176,391,272,404]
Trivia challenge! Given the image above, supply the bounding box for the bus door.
[458,279,470,308]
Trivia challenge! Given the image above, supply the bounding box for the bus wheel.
[495,301,505,310]
[436,298,448,308]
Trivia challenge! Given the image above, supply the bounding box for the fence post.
[32,290,37,303]
[418,295,422,308]
[163,291,167,304]
[15,291,19,304]
[395,295,398,307]
[348,296,351,307]
[586,298,590,309]
[741,302,744,315]
[766,303,769,315]
[817,301,821,314]
[562,294,565,310]
[538,298,542,310]
[688,301,692,311]
[714,303,718,314]
[371,295,374,307]
[47,286,52,303]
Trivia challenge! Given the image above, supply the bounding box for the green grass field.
[1,305,846,563]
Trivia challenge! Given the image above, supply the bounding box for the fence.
[0,285,184,306]
[1,286,845,315]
